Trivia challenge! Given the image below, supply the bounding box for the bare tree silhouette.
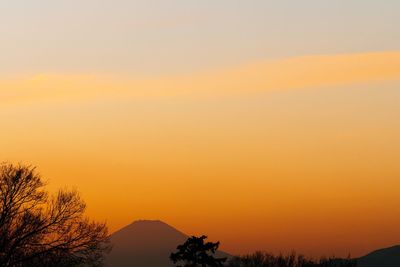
[0,163,110,267]
[170,235,227,267]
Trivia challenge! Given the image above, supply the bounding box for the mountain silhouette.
[106,220,230,267]
[357,245,400,267]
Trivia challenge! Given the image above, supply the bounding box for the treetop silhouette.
[0,163,110,267]
[170,235,227,267]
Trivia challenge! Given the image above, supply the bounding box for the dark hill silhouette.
[106,220,230,267]
[357,245,400,267]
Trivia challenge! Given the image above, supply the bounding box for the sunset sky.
[1,0,400,258]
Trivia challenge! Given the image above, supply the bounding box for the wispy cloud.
[1,51,400,105]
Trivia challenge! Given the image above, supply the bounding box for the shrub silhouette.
[0,163,110,267]
[225,251,357,267]
[170,235,227,267]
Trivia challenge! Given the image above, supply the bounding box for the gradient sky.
[1,0,400,258]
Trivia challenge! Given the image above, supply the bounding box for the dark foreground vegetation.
[0,163,361,267]
[0,163,110,267]
[226,252,356,267]
[171,235,227,266]
[172,236,356,267]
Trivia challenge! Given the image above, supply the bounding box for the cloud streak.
[1,51,400,105]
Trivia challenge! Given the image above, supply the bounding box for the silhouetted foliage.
[0,163,111,267]
[225,251,357,267]
[170,235,227,267]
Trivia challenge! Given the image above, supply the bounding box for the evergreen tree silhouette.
[170,235,227,267]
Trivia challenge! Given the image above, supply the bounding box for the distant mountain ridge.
[357,245,400,267]
[106,220,230,267]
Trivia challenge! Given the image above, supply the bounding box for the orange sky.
[1,51,400,103]
[1,51,400,257]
